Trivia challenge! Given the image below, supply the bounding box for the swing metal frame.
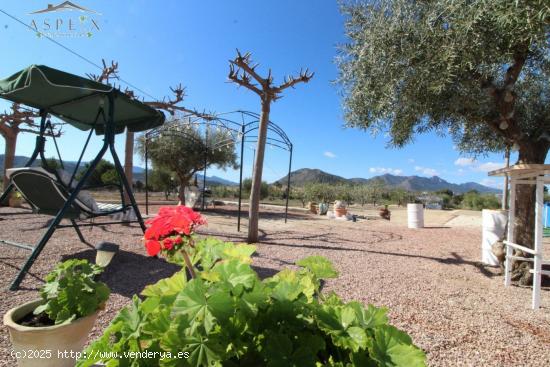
[0,65,164,290]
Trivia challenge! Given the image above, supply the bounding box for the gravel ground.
[0,205,549,366]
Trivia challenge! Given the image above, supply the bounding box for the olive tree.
[137,121,238,204]
[338,0,549,284]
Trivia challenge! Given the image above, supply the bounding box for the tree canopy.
[338,0,549,158]
[337,0,550,281]
[76,159,119,187]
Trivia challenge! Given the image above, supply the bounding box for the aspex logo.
[28,1,101,38]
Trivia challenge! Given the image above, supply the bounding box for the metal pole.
[237,125,245,232]
[202,128,208,210]
[9,108,110,290]
[284,144,293,223]
[145,135,149,215]
[1,111,47,205]
[532,177,544,309]
[502,146,510,210]
[107,93,146,232]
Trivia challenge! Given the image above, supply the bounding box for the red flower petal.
[145,240,161,256]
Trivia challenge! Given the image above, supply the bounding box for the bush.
[461,191,500,210]
[78,239,426,367]
[242,178,269,199]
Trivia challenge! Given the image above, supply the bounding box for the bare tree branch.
[227,50,314,101]
[230,49,266,86]
[87,59,119,83]
[228,64,263,95]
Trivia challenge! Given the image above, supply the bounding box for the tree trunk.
[511,142,549,285]
[123,131,134,205]
[178,184,186,206]
[2,131,17,189]
[177,174,192,206]
[247,100,271,243]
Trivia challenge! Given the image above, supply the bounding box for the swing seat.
[6,167,135,220]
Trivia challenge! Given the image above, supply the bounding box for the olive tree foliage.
[137,120,238,203]
[337,0,549,283]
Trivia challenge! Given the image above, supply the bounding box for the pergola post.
[532,177,544,309]
[490,164,550,309]
[504,178,516,287]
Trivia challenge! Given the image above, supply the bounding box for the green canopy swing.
[0,65,165,290]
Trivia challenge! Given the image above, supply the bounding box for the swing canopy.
[0,64,165,134]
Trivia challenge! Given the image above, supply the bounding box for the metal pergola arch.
[143,110,293,231]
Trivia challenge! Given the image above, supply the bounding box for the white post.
[504,178,516,287]
[532,177,544,309]
[502,147,510,210]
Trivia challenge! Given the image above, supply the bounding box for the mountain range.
[1,155,499,193]
[0,155,237,186]
[274,168,499,194]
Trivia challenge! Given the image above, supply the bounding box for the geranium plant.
[34,259,110,324]
[78,239,426,367]
[143,205,206,277]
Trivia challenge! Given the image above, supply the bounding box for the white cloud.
[323,151,336,159]
[414,166,439,176]
[454,157,475,167]
[369,167,404,176]
[480,178,503,189]
[475,162,505,172]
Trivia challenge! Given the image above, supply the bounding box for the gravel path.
[0,205,548,366]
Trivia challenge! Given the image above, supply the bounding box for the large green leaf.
[349,302,388,329]
[172,280,234,333]
[315,304,367,352]
[367,325,426,367]
[161,329,225,367]
[210,259,257,290]
[269,269,315,302]
[141,270,187,299]
[296,256,339,279]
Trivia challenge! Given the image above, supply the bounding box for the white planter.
[3,299,100,367]
[184,186,200,208]
[407,203,424,228]
[481,209,508,266]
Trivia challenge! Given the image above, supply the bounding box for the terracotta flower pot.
[334,207,347,217]
[9,197,22,208]
[308,202,318,214]
[3,299,101,367]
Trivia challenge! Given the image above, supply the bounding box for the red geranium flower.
[163,237,174,250]
[143,205,205,256]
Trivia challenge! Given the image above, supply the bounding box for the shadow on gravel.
[251,265,280,279]
[358,249,499,278]
[62,249,180,298]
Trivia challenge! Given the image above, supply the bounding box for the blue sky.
[0,0,518,188]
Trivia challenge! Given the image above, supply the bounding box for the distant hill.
[275,168,348,186]
[1,155,148,183]
[1,155,238,186]
[275,168,499,194]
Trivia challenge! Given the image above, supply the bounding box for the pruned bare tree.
[92,60,214,204]
[0,104,61,189]
[228,49,313,243]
